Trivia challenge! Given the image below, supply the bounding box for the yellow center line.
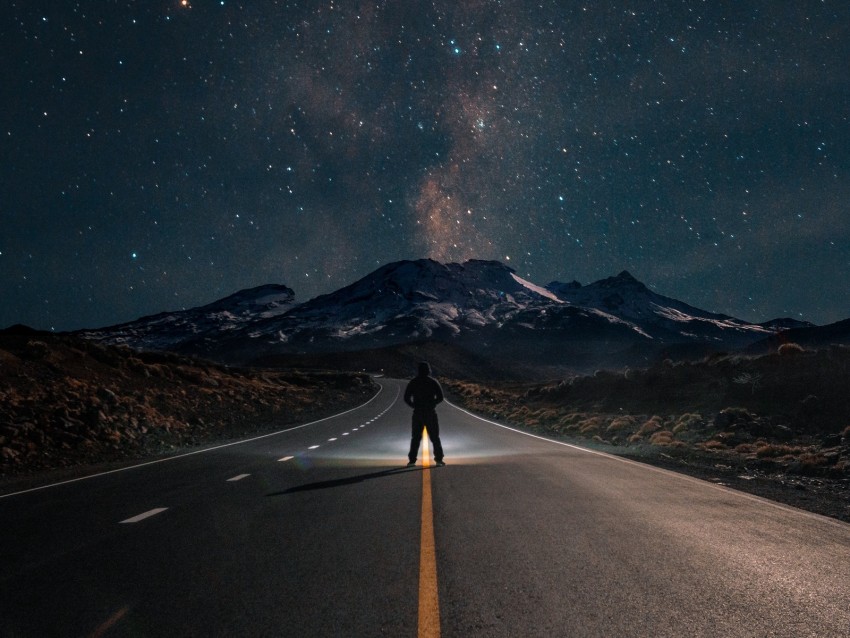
[418,427,441,638]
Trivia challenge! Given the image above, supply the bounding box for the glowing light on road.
[418,427,440,636]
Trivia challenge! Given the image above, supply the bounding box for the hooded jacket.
[404,362,444,413]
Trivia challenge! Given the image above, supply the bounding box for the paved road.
[1,378,848,637]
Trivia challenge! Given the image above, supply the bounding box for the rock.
[771,424,794,442]
[714,407,754,429]
[97,387,119,404]
[822,433,842,447]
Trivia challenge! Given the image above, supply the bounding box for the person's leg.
[408,416,422,463]
[427,414,444,462]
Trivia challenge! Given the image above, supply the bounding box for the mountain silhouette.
[76,259,833,373]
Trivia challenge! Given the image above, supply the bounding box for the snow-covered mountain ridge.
[77,259,819,367]
[80,284,296,351]
[545,270,790,343]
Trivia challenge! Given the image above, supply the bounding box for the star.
[0,1,848,329]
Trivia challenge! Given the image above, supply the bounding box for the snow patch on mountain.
[652,304,770,334]
[511,273,563,303]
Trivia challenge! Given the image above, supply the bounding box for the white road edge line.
[278,456,294,462]
[1,384,389,500]
[446,399,850,530]
[227,474,250,482]
[120,508,168,524]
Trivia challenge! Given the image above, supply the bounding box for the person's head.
[417,361,431,377]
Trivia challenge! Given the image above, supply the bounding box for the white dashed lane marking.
[274,405,390,460]
[227,474,250,482]
[120,508,168,524]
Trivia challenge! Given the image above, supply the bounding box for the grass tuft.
[778,342,806,356]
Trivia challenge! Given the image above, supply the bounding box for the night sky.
[3,1,849,331]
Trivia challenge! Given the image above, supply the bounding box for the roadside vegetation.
[0,330,375,477]
[447,344,850,521]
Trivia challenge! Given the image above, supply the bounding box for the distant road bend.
[1,378,848,637]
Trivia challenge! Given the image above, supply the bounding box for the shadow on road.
[267,466,429,495]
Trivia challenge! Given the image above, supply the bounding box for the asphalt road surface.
[1,378,848,637]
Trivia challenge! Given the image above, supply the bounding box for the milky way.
[2,1,849,330]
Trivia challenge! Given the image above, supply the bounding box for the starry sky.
[3,1,849,331]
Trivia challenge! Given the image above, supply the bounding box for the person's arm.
[433,379,444,406]
[404,381,415,408]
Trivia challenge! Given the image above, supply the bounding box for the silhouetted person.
[405,361,445,466]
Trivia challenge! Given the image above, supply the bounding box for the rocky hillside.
[448,344,850,521]
[0,327,375,477]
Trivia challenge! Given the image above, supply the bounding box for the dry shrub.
[700,440,727,450]
[557,413,585,432]
[578,416,605,434]
[524,415,540,427]
[636,416,664,437]
[143,364,168,379]
[734,443,758,454]
[455,382,481,398]
[755,443,799,458]
[558,413,582,428]
[797,453,828,471]
[508,407,533,424]
[778,342,805,356]
[536,408,560,422]
[649,430,675,446]
[673,413,702,433]
[176,365,210,385]
[511,406,531,418]
[607,415,637,432]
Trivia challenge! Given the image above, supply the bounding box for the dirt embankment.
[0,330,376,478]
[446,345,850,522]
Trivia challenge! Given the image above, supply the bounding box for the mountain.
[160,260,666,366]
[231,259,645,344]
[79,284,296,351]
[545,270,805,347]
[76,259,827,373]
